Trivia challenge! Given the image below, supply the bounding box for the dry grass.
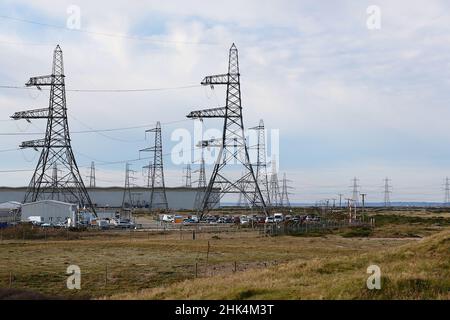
[110,228,450,300]
[1,210,449,300]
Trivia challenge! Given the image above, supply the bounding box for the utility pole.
[186,44,267,217]
[10,45,96,215]
[383,177,392,208]
[338,194,344,208]
[360,193,367,220]
[140,121,169,211]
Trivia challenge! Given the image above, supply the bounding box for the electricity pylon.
[444,177,450,207]
[10,45,95,215]
[383,177,392,208]
[140,121,169,211]
[351,177,360,206]
[121,163,136,210]
[280,173,292,208]
[269,158,281,207]
[187,44,266,217]
[183,164,192,188]
[193,147,207,212]
[88,161,96,188]
[237,171,249,207]
[143,161,153,188]
[250,119,271,207]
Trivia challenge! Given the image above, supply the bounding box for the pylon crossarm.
[201,74,230,86]
[196,139,222,148]
[19,139,47,149]
[26,75,55,87]
[11,108,50,120]
[187,107,227,119]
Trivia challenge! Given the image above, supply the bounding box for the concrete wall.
[0,187,211,210]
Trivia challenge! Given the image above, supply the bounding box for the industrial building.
[21,200,78,226]
[0,187,210,210]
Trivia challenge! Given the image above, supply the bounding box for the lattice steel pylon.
[444,177,450,207]
[140,122,169,211]
[183,164,192,188]
[11,45,95,215]
[269,158,281,207]
[280,173,292,208]
[351,177,360,206]
[383,177,392,208]
[193,147,207,212]
[143,161,153,188]
[250,119,271,207]
[121,163,136,210]
[237,171,249,207]
[187,44,267,217]
[88,161,96,188]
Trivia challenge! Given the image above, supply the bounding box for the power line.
[0,15,221,46]
[0,84,201,93]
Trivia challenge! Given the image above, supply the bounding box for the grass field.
[0,209,449,300]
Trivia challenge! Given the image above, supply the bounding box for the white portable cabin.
[21,200,78,226]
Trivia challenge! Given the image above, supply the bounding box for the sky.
[0,0,450,203]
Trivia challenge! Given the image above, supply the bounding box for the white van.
[27,216,44,225]
[161,214,174,223]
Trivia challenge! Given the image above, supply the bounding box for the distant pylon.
[444,177,450,206]
[280,173,292,208]
[51,163,59,201]
[383,177,392,208]
[250,119,271,207]
[351,177,360,206]
[237,172,249,207]
[143,161,153,188]
[187,44,267,217]
[10,45,95,215]
[183,164,192,188]
[269,158,281,207]
[121,163,136,210]
[140,121,169,211]
[88,162,96,188]
[193,148,207,211]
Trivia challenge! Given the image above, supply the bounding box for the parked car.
[217,217,227,224]
[265,216,275,224]
[273,213,284,223]
[240,215,249,225]
[115,219,135,229]
[206,216,217,224]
